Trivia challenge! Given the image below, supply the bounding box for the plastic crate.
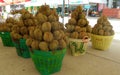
[13,39,30,58]
[30,48,66,75]
[91,34,114,50]
[0,32,14,47]
[68,37,89,56]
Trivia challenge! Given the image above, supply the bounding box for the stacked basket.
[65,5,91,56]
[0,19,15,47]
[10,8,37,58]
[91,15,114,50]
[26,5,67,75]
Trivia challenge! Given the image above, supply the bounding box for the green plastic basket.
[30,48,66,75]
[0,32,1,37]
[13,39,30,58]
[0,32,14,47]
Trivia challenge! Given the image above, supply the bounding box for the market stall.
[102,8,120,18]
[88,0,107,17]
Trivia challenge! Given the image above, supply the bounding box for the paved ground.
[0,39,120,75]
[59,16,120,40]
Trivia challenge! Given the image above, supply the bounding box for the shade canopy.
[69,0,89,4]
[89,0,107,4]
[0,0,30,6]
[0,0,107,6]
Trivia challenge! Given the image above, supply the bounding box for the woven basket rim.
[32,48,66,53]
[91,34,114,37]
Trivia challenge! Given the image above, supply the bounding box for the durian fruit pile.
[92,15,114,36]
[10,10,21,15]
[65,5,92,39]
[10,8,38,40]
[26,5,67,52]
[0,17,18,32]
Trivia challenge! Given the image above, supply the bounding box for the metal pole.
[86,8,89,17]
[108,0,113,8]
[62,0,65,24]
[68,0,69,14]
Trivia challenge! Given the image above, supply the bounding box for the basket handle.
[82,36,89,43]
